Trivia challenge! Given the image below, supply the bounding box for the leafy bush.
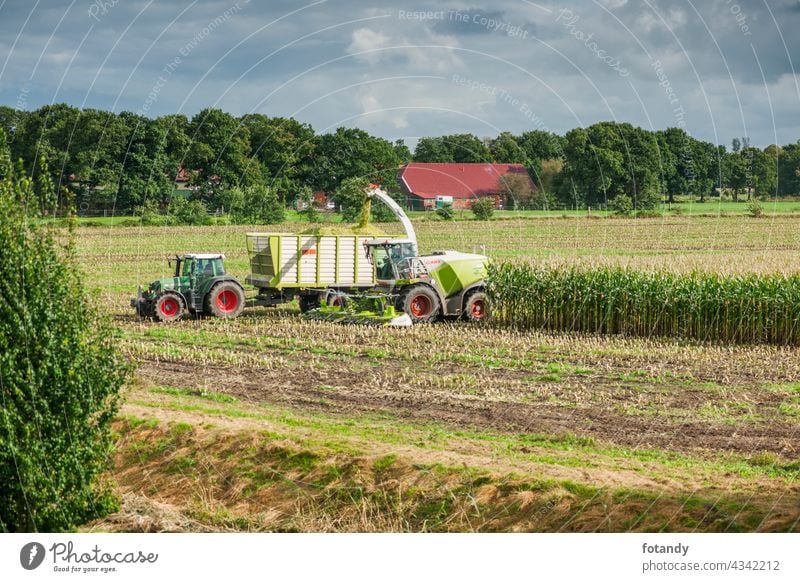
[471,197,495,220]
[245,185,285,224]
[216,186,245,217]
[133,198,211,226]
[371,193,402,223]
[747,198,763,218]
[528,189,557,211]
[636,188,662,213]
[169,197,212,225]
[435,203,454,221]
[297,186,320,223]
[134,199,172,226]
[333,177,369,222]
[609,194,633,216]
[220,185,285,224]
[331,177,400,224]
[0,132,129,531]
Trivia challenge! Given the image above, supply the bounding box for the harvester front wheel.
[206,282,245,319]
[398,285,440,324]
[462,290,489,322]
[154,292,185,323]
[327,292,348,308]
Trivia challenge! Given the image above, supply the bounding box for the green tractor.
[131,253,245,322]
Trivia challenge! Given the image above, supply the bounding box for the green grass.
[127,386,800,482]
[150,385,238,403]
[111,396,800,532]
[66,199,800,229]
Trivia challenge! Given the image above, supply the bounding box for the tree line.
[1,103,799,219]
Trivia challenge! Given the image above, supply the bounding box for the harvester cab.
[132,253,245,322]
[365,239,424,281]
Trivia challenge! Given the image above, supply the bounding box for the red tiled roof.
[399,163,535,199]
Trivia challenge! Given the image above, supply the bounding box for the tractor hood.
[150,276,182,293]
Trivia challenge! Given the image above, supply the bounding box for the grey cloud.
[0,0,798,146]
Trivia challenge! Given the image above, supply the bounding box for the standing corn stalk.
[486,262,800,345]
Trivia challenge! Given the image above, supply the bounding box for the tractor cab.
[365,239,426,282]
[171,254,226,279]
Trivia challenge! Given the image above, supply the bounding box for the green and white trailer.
[246,232,386,311]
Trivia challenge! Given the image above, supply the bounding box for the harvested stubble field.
[76,215,800,532]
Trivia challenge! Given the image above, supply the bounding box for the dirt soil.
[136,358,800,456]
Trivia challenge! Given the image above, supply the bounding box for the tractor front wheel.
[206,282,245,319]
[462,290,489,322]
[398,285,440,324]
[154,292,185,323]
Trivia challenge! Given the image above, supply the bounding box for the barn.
[398,162,536,210]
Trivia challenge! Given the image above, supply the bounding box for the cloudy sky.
[1,0,798,147]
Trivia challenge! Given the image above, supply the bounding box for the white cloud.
[636,7,686,33]
[346,25,463,74]
[405,30,463,73]
[346,28,391,63]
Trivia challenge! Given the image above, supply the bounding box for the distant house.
[313,190,331,208]
[296,191,335,211]
[398,162,536,210]
[173,166,193,192]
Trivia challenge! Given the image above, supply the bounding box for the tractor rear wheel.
[154,292,185,323]
[462,290,489,322]
[206,282,245,319]
[398,285,440,324]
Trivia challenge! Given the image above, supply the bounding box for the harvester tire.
[206,282,245,319]
[154,292,185,323]
[398,285,440,324]
[462,290,489,322]
[327,292,348,308]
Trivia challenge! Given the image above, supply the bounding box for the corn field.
[486,262,800,344]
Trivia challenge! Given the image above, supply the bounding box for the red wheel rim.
[470,299,486,319]
[409,295,432,317]
[160,297,179,317]
[216,289,238,313]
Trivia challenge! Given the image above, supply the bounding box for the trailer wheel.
[398,285,440,324]
[462,290,489,322]
[299,293,320,313]
[206,282,245,319]
[154,292,184,323]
